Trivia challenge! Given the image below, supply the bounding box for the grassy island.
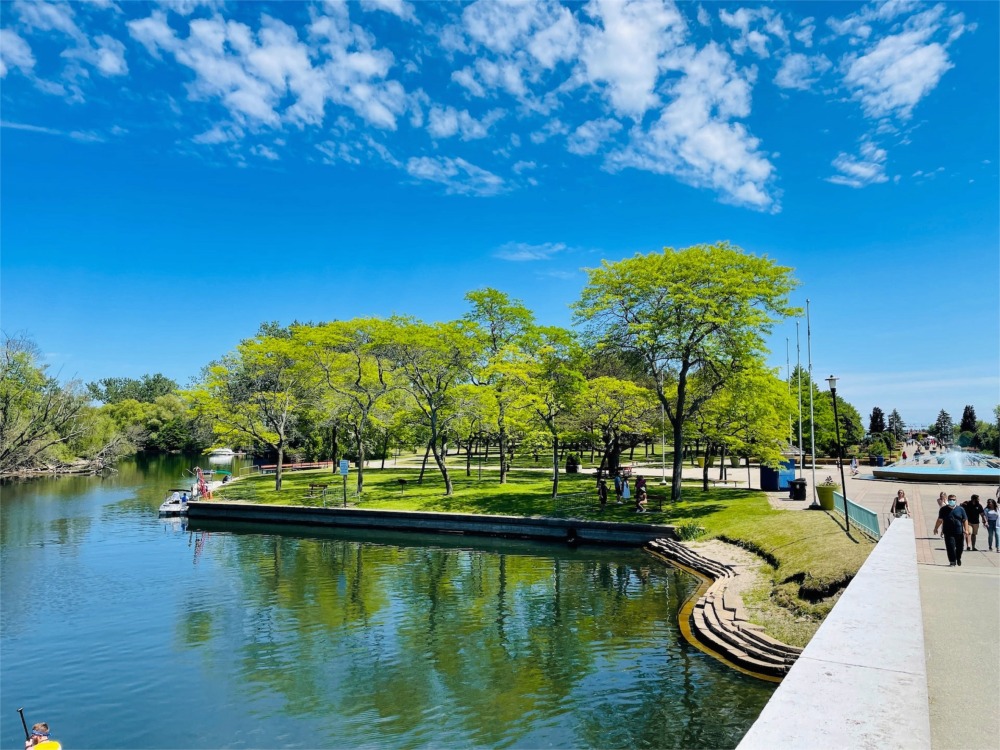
[215,465,874,646]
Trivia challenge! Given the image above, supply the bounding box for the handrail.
[833,492,880,540]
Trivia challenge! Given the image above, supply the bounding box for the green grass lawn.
[217,466,873,645]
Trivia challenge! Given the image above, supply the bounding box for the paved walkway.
[706,460,999,750]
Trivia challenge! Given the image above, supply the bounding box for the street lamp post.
[826,375,850,534]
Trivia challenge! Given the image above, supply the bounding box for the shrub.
[676,522,706,540]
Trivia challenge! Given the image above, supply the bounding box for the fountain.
[872,450,1000,483]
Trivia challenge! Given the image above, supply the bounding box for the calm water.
[1,455,774,749]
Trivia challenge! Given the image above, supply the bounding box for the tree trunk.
[331,422,339,474]
[355,421,365,495]
[431,434,453,495]
[498,399,508,484]
[465,440,472,476]
[701,447,710,492]
[551,431,560,499]
[380,430,389,470]
[275,443,284,491]
[418,439,431,484]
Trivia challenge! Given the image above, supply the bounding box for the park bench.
[306,483,329,500]
[709,479,741,488]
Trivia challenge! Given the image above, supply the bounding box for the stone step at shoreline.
[646,537,801,678]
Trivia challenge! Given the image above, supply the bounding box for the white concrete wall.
[738,518,930,750]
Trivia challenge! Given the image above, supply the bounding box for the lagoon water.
[1,455,774,749]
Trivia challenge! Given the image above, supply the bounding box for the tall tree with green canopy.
[574,242,798,501]
[294,318,399,495]
[0,334,87,474]
[931,409,954,443]
[575,376,657,478]
[518,326,585,497]
[868,406,886,435]
[390,318,479,496]
[464,288,535,485]
[960,405,978,434]
[887,409,906,442]
[190,327,310,490]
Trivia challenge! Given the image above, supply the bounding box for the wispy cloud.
[494,241,567,262]
[1,120,105,142]
[828,139,889,188]
[405,155,505,197]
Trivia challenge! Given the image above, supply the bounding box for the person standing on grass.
[597,478,608,510]
[983,498,999,552]
[934,495,969,567]
[962,495,984,551]
[613,472,623,505]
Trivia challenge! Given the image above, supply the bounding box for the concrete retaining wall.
[186,501,676,546]
[737,518,930,750]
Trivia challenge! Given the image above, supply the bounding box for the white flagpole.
[807,300,818,507]
[796,321,803,478]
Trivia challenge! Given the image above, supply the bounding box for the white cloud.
[250,144,279,160]
[405,155,505,196]
[578,0,687,119]
[827,139,889,187]
[426,106,503,140]
[512,160,535,174]
[794,18,815,47]
[13,0,128,81]
[774,52,831,91]
[834,3,964,120]
[358,0,416,23]
[451,67,487,97]
[128,8,408,134]
[719,6,788,59]
[566,118,622,155]
[494,241,567,261]
[0,29,35,77]
[606,41,775,210]
[0,119,105,142]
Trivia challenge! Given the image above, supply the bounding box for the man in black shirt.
[934,494,969,566]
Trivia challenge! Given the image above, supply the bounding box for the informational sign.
[339,459,350,476]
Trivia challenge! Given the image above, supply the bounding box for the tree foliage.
[574,242,798,500]
[868,406,886,435]
[87,373,178,404]
[959,405,977,434]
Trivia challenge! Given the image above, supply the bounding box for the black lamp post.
[826,375,850,533]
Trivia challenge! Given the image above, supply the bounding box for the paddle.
[18,707,29,742]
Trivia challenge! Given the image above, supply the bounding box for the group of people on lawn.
[596,470,648,513]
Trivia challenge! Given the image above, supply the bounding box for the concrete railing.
[737,518,929,750]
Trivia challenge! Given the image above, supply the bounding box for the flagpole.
[796,321,803,478]
[807,300,818,507]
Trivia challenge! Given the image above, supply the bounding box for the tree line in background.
[4,243,997,496]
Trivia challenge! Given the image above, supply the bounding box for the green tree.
[295,319,400,494]
[86,373,178,404]
[519,326,585,497]
[868,406,886,435]
[464,288,535,485]
[575,377,656,477]
[959,405,977,434]
[930,410,954,444]
[391,318,479,496]
[887,409,906,442]
[0,334,87,474]
[574,242,798,501]
[190,329,310,490]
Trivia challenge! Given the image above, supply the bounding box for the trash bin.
[789,478,807,501]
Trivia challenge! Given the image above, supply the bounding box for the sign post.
[340,459,349,507]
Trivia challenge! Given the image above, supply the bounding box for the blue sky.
[1,0,997,429]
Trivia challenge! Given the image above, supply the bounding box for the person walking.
[933,495,969,567]
[613,472,623,505]
[936,491,948,509]
[962,495,984,551]
[983,498,999,552]
[634,474,648,513]
[850,457,859,476]
[597,478,608,510]
[890,489,910,518]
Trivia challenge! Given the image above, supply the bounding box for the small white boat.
[159,489,192,516]
[208,447,235,457]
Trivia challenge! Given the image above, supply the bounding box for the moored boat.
[158,489,192,516]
